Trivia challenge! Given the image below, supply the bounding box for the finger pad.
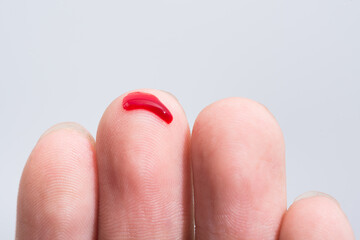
[192,98,286,239]
[280,196,355,240]
[16,125,97,240]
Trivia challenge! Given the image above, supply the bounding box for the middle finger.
[96,89,193,239]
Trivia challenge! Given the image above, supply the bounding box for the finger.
[279,192,355,240]
[16,122,98,240]
[191,98,286,239]
[96,89,192,239]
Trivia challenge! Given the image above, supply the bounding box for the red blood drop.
[122,92,173,124]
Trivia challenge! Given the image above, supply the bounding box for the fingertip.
[96,89,192,239]
[39,122,95,146]
[280,192,355,240]
[191,97,286,239]
[294,191,340,206]
[16,122,97,240]
[193,97,284,146]
[98,89,188,131]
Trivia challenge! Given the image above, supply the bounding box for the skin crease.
[15,89,355,240]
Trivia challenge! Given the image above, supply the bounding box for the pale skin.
[16,89,355,239]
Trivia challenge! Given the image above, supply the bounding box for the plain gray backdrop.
[1,0,359,238]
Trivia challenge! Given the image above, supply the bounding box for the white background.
[1,0,359,238]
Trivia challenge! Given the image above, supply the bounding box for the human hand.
[16,89,355,239]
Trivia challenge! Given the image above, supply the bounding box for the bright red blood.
[122,92,173,124]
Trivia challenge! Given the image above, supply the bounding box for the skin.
[16,89,355,239]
